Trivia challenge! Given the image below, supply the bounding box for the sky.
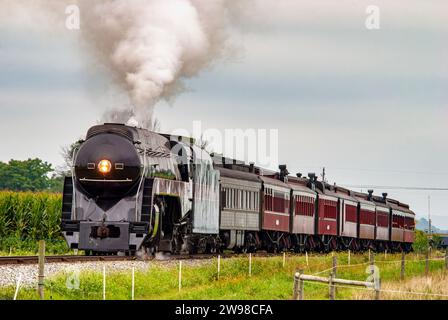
[0,1,447,227]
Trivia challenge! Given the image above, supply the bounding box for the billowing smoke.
[76,0,230,128]
[1,0,232,128]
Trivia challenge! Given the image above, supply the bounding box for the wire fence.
[293,250,448,300]
[301,279,448,298]
[8,248,448,300]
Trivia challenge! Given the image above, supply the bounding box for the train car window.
[345,205,357,222]
[323,200,337,219]
[377,213,389,227]
[360,209,375,225]
[392,215,399,228]
[221,189,227,209]
[296,195,313,216]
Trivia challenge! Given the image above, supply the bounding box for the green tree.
[413,230,430,253]
[0,158,58,192]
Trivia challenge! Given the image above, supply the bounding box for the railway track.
[0,255,135,266]
[0,252,278,266]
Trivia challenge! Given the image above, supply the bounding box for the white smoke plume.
[1,0,233,128]
[76,0,231,128]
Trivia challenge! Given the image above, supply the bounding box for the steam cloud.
[77,0,231,128]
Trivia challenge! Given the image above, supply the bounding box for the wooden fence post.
[368,249,371,263]
[283,252,286,268]
[374,272,381,300]
[425,249,430,276]
[305,251,309,267]
[37,240,45,300]
[292,270,300,300]
[400,252,405,281]
[298,271,304,300]
[329,272,335,300]
[332,256,338,295]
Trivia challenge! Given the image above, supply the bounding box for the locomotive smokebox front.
[74,132,142,209]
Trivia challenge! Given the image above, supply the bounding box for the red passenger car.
[316,192,339,237]
[389,201,405,243]
[337,188,359,240]
[289,179,316,235]
[375,205,390,241]
[260,177,291,233]
[358,200,376,241]
[389,200,415,245]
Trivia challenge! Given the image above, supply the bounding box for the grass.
[354,269,448,300]
[0,252,446,300]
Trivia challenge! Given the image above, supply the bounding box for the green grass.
[1,252,446,300]
[0,237,69,256]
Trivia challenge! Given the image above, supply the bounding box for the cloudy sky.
[0,1,447,227]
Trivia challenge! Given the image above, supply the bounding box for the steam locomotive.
[61,123,415,255]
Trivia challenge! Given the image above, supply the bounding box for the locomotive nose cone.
[74,133,142,207]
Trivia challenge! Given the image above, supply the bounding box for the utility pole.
[428,195,432,240]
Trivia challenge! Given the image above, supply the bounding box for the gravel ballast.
[0,258,212,288]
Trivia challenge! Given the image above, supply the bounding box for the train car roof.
[287,181,316,195]
[330,188,357,202]
[351,191,376,206]
[259,176,291,189]
[218,167,261,183]
[387,199,415,215]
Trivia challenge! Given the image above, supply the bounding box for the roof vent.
[382,193,388,200]
[368,190,374,201]
[296,173,302,178]
[279,165,289,183]
[308,173,316,191]
[249,162,255,173]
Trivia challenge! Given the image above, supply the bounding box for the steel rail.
[0,252,280,266]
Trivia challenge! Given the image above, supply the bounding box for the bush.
[413,230,429,253]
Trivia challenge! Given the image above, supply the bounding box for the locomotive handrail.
[79,178,133,183]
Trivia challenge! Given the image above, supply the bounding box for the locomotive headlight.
[98,159,112,174]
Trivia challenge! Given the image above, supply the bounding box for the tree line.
[0,158,64,193]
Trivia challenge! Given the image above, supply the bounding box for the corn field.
[0,191,62,242]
